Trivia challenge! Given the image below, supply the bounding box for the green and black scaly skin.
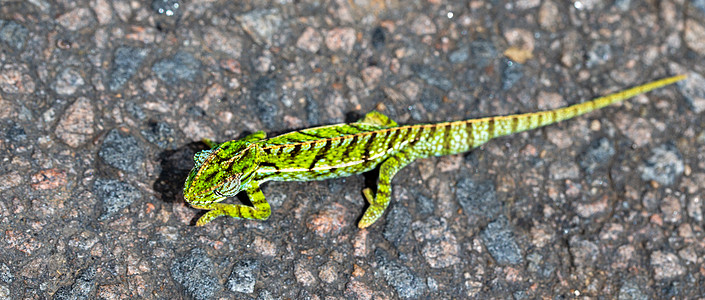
[183,75,686,228]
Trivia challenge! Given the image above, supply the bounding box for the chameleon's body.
[183,75,685,228]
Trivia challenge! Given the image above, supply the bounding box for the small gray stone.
[469,40,497,69]
[568,237,599,268]
[109,47,148,91]
[640,143,684,186]
[579,138,615,175]
[449,45,469,63]
[171,248,220,300]
[227,259,259,294]
[412,64,453,91]
[694,0,705,16]
[141,121,176,149]
[252,76,279,128]
[152,51,201,85]
[586,43,612,68]
[677,71,705,114]
[456,178,500,222]
[411,218,460,268]
[53,266,96,300]
[383,205,412,247]
[54,68,85,95]
[650,251,685,280]
[0,20,29,50]
[415,194,434,216]
[481,216,523,265]
[526,252,555,279]
[501,59,523,90]
[618,280,649,300]
[236,9,283,46]
[375,249,425,299]
[125,101,145,120]
[419,87,443,112]
[94,178,141,220]
[0,263,13,283]
[305,93,319,125]
[4,121,27,143]
[98,129,145,173]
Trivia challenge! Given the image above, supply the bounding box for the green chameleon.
[183,75,686,228]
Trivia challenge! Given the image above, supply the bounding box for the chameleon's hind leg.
[357,111,398,127]
[193,182,271,226]
[202,138,219,149]
[358,150,416,228]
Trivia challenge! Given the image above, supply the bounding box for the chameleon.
[183,75,686,228]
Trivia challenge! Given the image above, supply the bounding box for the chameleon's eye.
[216,176,241,197]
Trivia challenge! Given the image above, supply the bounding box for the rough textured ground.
[1,0,705,299]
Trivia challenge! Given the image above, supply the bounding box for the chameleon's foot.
[362,188,375,205]
[196,209,222,226]
[192,202,271,226]
[358,204,385,228]
[202,138,219,149]
[358,187,386,228]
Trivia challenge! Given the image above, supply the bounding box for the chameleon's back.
[256,122,408,182]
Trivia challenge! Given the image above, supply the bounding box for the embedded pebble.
[325,27,356,54]
[109,47,148,91]
[152,52,201,85]
[684,19,705,55]
[53,267,96,299]
[640,144,684,186]
[481,216,523,265]
[618,280,648,300]
[650,251,685,280]
[411,217,461,268]
[296,27,322,53]
[0,20,29,50]
[676,71,705,113]
[410,14,436,35]
[94,178,141,220]
[171,248,220,300]
[252,76,279,128]
[501,59,523,90]
[569,238,599,268]
[227,259,259,294]
[0,63,36,94]
[54,67,84,95]
[383,205,412,247]
[236,9,283,46]
[55,97,94,147]
[56,7,95,31]
[141,121,176,149]
[579,138,615,175]
[456,178,499,222]
[375,249,426,298]
[98,129,145,173]
[412,64,453,91]
[538,1,562,32]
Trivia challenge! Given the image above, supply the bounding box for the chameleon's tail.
[466,74,687,147]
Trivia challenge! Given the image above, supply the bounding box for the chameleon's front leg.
[193,181,271,226]
[358,150,416,228]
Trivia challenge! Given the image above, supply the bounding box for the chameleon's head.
[183,139,263,204]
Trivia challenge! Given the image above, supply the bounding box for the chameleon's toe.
[362,188,375,205]
[196,210,223,226]
[358,204,384,228]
